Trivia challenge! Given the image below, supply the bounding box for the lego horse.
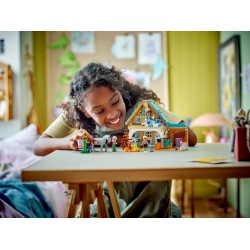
[93,135,111,152]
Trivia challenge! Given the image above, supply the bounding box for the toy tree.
[120,129,129,149]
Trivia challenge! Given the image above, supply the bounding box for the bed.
[0,123,67,218]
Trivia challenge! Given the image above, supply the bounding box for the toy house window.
[135,117,141,124]
[134,132,141,139]
[155,133,161,142]
[145,132,152,143]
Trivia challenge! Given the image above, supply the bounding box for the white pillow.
[0,123,41,169]
[3,123,38,150]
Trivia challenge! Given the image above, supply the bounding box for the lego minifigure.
[141,135,149,152]
[123,138,140,152]
[112,136,117,152]
[145,108,151,126]
[148,144,155,152]
[131,138,137,149]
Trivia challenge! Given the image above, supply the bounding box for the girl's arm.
[33,130,97,156]
[33,133,73,156]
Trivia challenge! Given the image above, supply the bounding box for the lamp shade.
[190,113,232,128]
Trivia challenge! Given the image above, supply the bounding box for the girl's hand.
[68,129,97,151]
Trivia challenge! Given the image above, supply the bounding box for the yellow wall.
[33,32,47,133]
[167,31,220,142]
[168,32,221,198]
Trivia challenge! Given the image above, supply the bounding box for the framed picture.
[0,39,5,54]
[218,35,241,124]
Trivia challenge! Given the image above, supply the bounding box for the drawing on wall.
[112,34,135,59]
[151,54,168,80]
[0,39,4,54]
[58,51,80,86]
[71,32,95,54]
[122,68,151,88]
[59,66,79,85]
[218,35,241,121]
[48,34,69,49]
[48,33,80,107]
[242,64,250,94]
[59,51,79,67]
[138,33,162,65]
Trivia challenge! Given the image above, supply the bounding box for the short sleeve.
[43,113,76,138]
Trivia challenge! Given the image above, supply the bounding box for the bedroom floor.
[66,188,238,218]
[179,197,237,218]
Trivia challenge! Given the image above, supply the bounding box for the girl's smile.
[83,86,126,130]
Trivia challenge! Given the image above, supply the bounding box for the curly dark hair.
[62,62,162,134]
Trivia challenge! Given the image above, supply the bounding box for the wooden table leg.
[95,183,109,218]
[237,178,240,218]
[223,179,228,214]
[80,183,91,218]
[68,183,81,203]
[190,180,195,218]
[67,184,81,218]
[106,181,121,218]
[181,180,185,214]
[65,189,77,218]
[70,182,110,218]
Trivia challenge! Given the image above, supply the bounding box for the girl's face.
[82,86,126,130]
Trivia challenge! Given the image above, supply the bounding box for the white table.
[21,143,250,217]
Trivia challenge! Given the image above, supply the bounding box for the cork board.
[46,31,168,125]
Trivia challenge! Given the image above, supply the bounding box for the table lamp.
[189,113,233,143]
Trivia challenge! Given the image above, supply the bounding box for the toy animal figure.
[93,135,111,152]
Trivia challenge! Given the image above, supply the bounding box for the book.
[186,158,234,164]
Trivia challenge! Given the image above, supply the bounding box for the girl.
[34,62,197,217]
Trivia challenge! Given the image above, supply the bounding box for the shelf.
[0,62,13,120]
